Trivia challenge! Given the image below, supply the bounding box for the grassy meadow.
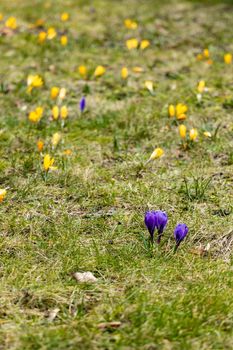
[0,0,233,349]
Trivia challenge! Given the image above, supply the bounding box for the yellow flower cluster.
[169,103,188,120]
[52,105,68,120]
[28,107,43,123]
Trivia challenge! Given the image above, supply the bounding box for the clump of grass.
[179,176,212,202]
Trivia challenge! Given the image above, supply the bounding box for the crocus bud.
[144,80,153,94]
[189,128,198,141]
[179,124,187,139]
[154,210,168,243]
[168,104,175,118]
[147,147,164,163]
[80,97,86,113]
[174,223,189,251]
[145,211,156,242]
[121,67,128,80]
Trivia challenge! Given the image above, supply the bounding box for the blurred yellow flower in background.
[60,35,68,46]
[145,80,154,93]
[140,40,150,50]
[0,13,3,21]
[224,53,232,64]
[124,19,137,29]
[63,149,72,156]
[60,105,68,119]
[37,140,44,152]
[5,16,17,29]
[179,124,187,139]
[132,66,143,73]
[203,49,209,58]
[176,103,188,120]
[126,38,138,50]
[121,67,128,79]
[47,27,57,40]
[27,74,43,93]
[190,128,198,141]
[168,104,175,118]
[61,12,69,22]
[79,65,87,78]
[52,106,59,120]
[50,86,60,99]
[59,88,66,100]
[197,80,205,93]
[203,131,211,138]
[0,189,7,202]
[51,132,62,147]
[28,107,43,123]
[38,31,47,43]
[94,65,106,77]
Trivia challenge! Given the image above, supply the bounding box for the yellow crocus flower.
[63,149,72,156]
[50,86,60,99]
[59,88,66,100]
[140,40,150,50]
[126,38,138,50]
[224,53,232,64]
[27,74,43,93]
[94,65,106,77]
[0,189,7,202]
[203,49,209,58]
[132,66,143,73]
[196,53,203,61]
[52,106,59,120]
[51,132,61,147]
[47,27,57,40]
[37,140,44,152]
[197,80,205,93]
[121,67,128,79]
[124,19,137,29]
[190,128,198,141]
[60,105,68,119]
[176,103,188,120]
[179,124,187,139]
[5,16,17,29]
[0,13,3,21]
[203,131,211,138]
[145,80,154,93]
[79,65,87,78]
[168,104,175,118]
[60,35,68,46]
[148,148,164,163]
[43,154,56,172]
[28,107,43,123]
[38,31,47,43]
[61,12,69,21]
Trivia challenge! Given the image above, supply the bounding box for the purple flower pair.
[144,210,168,243]
[144,210,188,249]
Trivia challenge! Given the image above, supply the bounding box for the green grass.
[0,0,233,349]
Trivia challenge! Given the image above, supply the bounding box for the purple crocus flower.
[80,96,86,113]
[144,210,168,243]
[174,223,189,251]
[154,210,168,243]
[144,211,156,242]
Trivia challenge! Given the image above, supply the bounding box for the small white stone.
[73,271,98,283]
